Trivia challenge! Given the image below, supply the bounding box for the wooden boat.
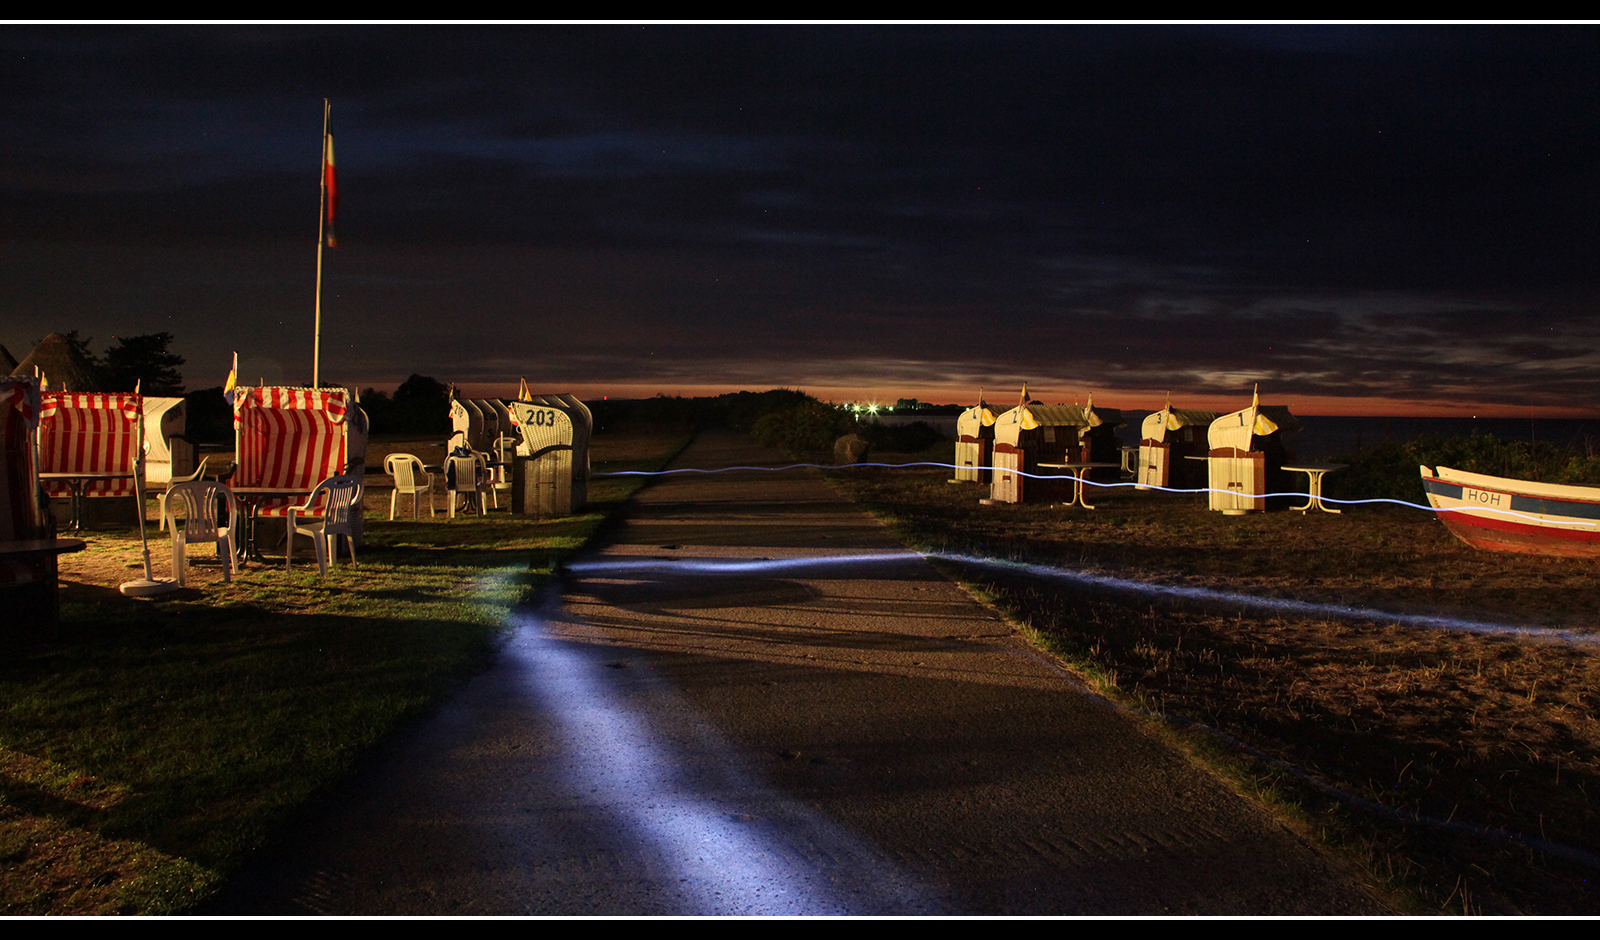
[1419,464,1600,558]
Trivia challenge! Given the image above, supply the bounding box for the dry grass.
[838,464,1600,915]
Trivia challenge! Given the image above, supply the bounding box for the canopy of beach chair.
[232,386,353,516]
[37,392,143,498]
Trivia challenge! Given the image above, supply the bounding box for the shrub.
[1327,432,1600,502]
[751,401,859,456]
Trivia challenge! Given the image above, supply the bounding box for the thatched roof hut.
[11,333,103,392]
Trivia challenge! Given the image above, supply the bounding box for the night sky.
[0,24,1594,415]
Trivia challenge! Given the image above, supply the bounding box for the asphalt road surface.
[211,430,1389,915]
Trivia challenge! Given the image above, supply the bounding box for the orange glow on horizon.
[448,381,1597,419]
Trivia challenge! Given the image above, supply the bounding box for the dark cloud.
[0,24,1593,412]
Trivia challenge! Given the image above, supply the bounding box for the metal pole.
[314,98,328,388]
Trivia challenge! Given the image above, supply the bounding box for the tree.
[102,332,184,395]
[391,374,449,434]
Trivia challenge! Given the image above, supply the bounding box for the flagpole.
[313,98,329,389]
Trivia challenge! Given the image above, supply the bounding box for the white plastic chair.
[445,455,484,517]
[158,456,210,533]
[384,453,434,521]
[165,479,240,586]
[286,475,363,577]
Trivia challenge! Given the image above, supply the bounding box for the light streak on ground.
[571,550,1600,646]
[565,550,1600,873]
[567,551,924,578]
[929,553,1600,645]
[505,603,934,915]
[595,461,1598,528]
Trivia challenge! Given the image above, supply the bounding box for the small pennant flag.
[1250,384,1279,435]
[223,352,237,394]
[518,378,533,403]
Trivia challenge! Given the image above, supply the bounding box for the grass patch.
[836,462,1600,915]
[0,429,689,914]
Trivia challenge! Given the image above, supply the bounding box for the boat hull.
[1420,465,1600,559]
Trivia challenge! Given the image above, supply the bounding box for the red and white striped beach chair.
[36,392,144,527]
[231,387,354,521]
[1,378,56,624]
[0,378,44,545]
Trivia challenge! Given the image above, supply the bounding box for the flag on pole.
[518,378,533,403]
[224,352,237,394]
[323,122,338,248]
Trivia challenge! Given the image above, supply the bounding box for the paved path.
[211,431,1387,915]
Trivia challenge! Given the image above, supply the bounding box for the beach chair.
[0,377,61,631]
[384,453,434,521]
[165,480,240,586]
[37,392,143,529]
[286,474,363,577]
[158,457,210,532]
[231,387,365,559]
[141,396,196,490]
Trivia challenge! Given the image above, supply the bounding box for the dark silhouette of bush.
[751,400,859,456]
[1328,432,1600,502]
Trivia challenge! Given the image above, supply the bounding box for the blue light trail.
[594,460,1597,529]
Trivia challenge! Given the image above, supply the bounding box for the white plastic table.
[39,472,137,531]
[1037,462,1121,509]
[231,486,316,561]
[1282,463,1348,514]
